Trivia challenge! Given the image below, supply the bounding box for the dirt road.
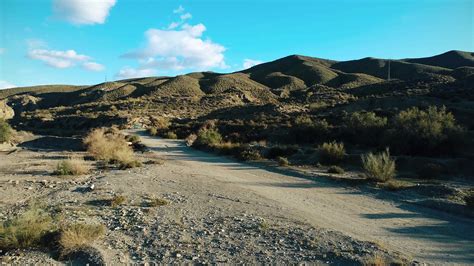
[135,131,474,265]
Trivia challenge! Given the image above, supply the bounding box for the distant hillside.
[404,50,474,69]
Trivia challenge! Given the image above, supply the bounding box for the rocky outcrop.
[0,100,14,120]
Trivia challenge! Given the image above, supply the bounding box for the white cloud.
[167,21,180,30]
[83,62,105,71]
[0,81,16,90]
[243,59,263,69]
[123,23,226,71]
[26,39,47,49]
[0,48,5,55]
[180,13,192,20]
[173,5,184,14]
[28,49,90,68]
[116,67,156,79]
[28,47,105,72]
[53,0,116,25]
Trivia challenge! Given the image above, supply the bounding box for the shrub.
[148,127,158,136]
[387,106,465,155]
[0,206,54,251]
[465,193,474,208]
[319,141,346,164]
[150,116,170,130]
[59,223,105,254]
[290,117,331,143]
[83,128,140,168]
[148,198,168,207]
[193,128,222,148]
[327,165,345,174]
[125,135,140,144]
[342,112,387,145]
[213,142,242,156]
[110,195,126,207]
[54,158,89,176]
[417,163,443,179]
[361,148,396,182]
[0,119,12,143]
[164,131,178,139]
[239,148,262,161]
[277,156,289,166]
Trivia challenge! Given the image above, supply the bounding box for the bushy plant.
[0,206,54,251]
[0,119,12,143]
[59,223,105,254]
[54,158,88,176]
[327,165,345,174]
[83,128,140,168]
[465,193,474,209]
[150,116,170,130]
[239,148,262,161]
[361,148,396,182]
[193,128,223,148]
[387,106,465,155]
[277,156,290,166]
[164,131,178,139]
[148,127,158,136]
[290,117,331,143]
[319,141,346,164]
[342,112,387,145]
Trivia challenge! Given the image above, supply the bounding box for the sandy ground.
[0,131,473,264]
[134,130,474,265]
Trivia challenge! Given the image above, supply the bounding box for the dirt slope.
[135,131,474,265]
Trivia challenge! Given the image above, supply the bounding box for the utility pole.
[105,74,108,83]
[387,60,391,81]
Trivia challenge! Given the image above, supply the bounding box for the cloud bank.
[28,48,105,72]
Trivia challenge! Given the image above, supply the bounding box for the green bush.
[342,112,387,145]
[148,127,158,136]
[290,117,331,143]
[238,148,262,161]
[361,148,396,182]
[164,131,178,139]
[387,106,465,155]
[0,119,12,143]
[0,206,54,251]
[193,128,223,148]
[319,141,346,164]
[327,165,345,174]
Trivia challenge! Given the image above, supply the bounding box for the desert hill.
[1,50,473,135]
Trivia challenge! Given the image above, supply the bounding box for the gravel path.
[134,130,474,265]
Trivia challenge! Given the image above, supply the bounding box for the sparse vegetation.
[318,141,346,164]
[0,119,12,143]
[387,106,465,155]
[0,206,54,251]
[58,223,105,254]
[148,197,168,207]
[164,131,178,139]
[110,195,127,207]
[83,128,141,168]
[362,149,396,182]
[277,156,289,166]
[54,158,88,176]
[327,165,345,174]
[239,148,262,161]
[343,112,387,145]
[193,128,223,148]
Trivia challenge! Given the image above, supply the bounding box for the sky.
[0,0,472,89]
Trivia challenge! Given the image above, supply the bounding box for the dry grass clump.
[193,128,223,148]
[83,128,141,168]
[327,165,345,174]
[148,197,168,207]
[164,131,178,139]
[59,223,105,254]
[0,206,54,251]
[110,195,127,207]
[319,141,346,164]
[277,156,289,166]
[54,158,89,176]
[362,149,396,182]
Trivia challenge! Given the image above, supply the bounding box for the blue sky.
[0,0,472,88]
